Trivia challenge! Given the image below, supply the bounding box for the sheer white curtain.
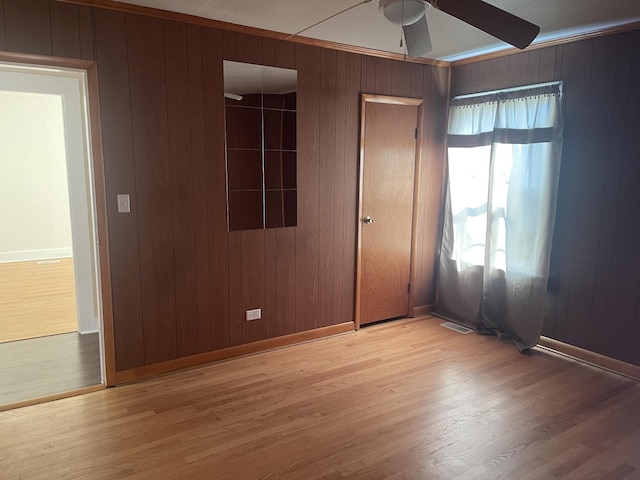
[436,83,563,351]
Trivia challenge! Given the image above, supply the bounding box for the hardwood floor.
[0,332,101,407]
[0,258,78,343]
[1,316,639,479]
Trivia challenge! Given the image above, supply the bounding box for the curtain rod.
[452,81,563,100]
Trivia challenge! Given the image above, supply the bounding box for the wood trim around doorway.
[0,51,116,387]
[355,94,424,329]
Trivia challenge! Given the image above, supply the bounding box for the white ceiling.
[114,0,640,61]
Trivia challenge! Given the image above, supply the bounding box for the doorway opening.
[0,60,107,407]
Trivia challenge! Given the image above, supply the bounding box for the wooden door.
[357,95,422,326]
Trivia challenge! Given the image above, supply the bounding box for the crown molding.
[56,0,450,67]
[451,20,640,67]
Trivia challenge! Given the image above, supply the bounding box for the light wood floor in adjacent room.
[0,258,77,343]
[2,316,639,479]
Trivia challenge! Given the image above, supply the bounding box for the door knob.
[363,216,374,224]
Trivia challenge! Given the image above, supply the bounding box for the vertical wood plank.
[449,63,470,97]
[94,9,144,371]
[49,1,81,58]
[202,27,230,350]
[236,32,262,64]
[361,55,369,93]
[332,51,347,325]
[482,56,509,91]
[242,230,266,344]
[264,229,278,338]
[538,46,558,83]
[342,53,362,324]
[276,228,296,336]
[410,63,424,99]
[262,37,275,66]
[78,5,94,60]
[272,39,296,332]
[507,52,529,87]
[362,55,376,93]
[0,0,6,51]
[469,61,487,94]
[3,0,51,55]
[274,39,296,69]
[186,25,212,354]
[126,13,177,365]
[554,44,564,80]
[295,44,321,332]
[318,48,337,327]
[525,50,541,84]
[222,29,236,60]
[391,60,412,97]
[163,20,198,359]
[228,231,243,346]
[375,58,393,95]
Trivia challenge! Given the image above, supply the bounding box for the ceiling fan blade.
[403,14,432,58]
[431,0,540,49]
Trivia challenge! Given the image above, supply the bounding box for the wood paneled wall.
[0,0,448,373]
[451,30,640,368]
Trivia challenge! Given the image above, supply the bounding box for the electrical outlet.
[246,308,261,321]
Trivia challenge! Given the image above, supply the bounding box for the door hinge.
[414,128,418,139]
[407,283,411,293]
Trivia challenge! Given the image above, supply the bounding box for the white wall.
[0,90,73,263]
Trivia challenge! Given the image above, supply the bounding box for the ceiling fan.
[290,0,540,58]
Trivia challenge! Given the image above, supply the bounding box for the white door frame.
[0,53,116,387]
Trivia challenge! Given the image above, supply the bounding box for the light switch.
[117,194,130,213]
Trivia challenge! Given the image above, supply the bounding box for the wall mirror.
[223,60,297,231]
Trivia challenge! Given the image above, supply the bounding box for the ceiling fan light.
[379,0,425,26]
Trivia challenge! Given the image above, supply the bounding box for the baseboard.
[115,322,356,385]
[538,337,640,382]
[412,304,435,317]
[0,248,73,263]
